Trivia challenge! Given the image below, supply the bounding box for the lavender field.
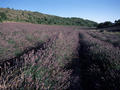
[0,22,120,90]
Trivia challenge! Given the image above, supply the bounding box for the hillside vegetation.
[0,8,97,27]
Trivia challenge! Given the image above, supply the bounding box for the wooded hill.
[0,8,97,27]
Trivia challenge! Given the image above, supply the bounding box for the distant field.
[0,22,120,89]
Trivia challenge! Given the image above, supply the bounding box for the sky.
[0,0,120,23]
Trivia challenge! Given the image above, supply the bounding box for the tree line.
[97,19,120,28]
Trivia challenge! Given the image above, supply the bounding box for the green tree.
[0,16,2,22]
[0,12,7,21]
[97,21,113,28]
[115,19,120,26]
